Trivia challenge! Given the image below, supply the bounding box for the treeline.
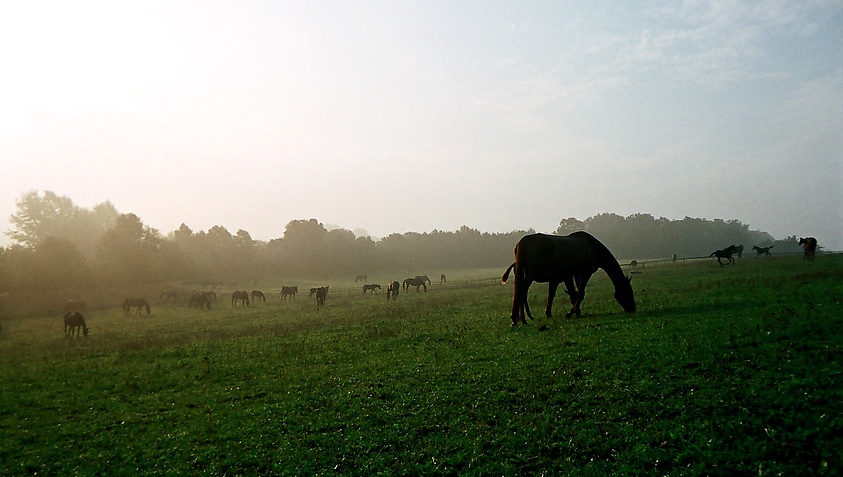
[0,191,808,294]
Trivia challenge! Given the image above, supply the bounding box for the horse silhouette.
[250,290,266,303]
[315,287,329,307]
[189,291,212,309]
[387,281,400,300]
[403,277,427,292]
[502,232,635,325]
[231,291,250,306]
[752,245,773,257]
[64,312,88,337]
[362,284,381,295]
[709,245,739,267]
[123,297,151,315]
[280,286,298,301]
[799,237,818,261]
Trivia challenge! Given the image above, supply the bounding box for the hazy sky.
[2,1,841,249]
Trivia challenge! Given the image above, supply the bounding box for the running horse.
[231,290,250,306]
[752,245,773,257]
[799,237,818,262]
[502,232,635,326]
[123,297,151,315]
[709,245,739,267]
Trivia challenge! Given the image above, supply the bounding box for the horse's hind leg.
[545,281,560,318]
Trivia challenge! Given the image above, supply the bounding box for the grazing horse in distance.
[315,286,329,308]
[403,277,428,292]
[308,287,319,299]
[355,274,368,283]
[123,297,151,315]
[362,284,381,295]
[440,274,446,283]
[250,290,266,303]
[160,291,180,302]
[280,286,298,301]
[387,281,400,300]
[799,237,818,261]
[64,312,88,337]
[231,291,250,306]
[415,275,431,286]
[189,291,212,309]
[709,245,739,267]
[753,245,773,257]
[64,299,86,313]
[502,232,635,325]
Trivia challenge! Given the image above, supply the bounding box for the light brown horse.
[64,312,88,337]
[123,297,151,315]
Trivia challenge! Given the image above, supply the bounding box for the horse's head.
[614,275,636,313]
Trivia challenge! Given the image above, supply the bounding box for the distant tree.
[95,213,162,284]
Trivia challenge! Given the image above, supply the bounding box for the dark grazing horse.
[387,281,400,300]
[752,245,773,257]
[231,291,250,306]
[280,286,298,301]
[502,232,635,326]
[64,312,88,337]
[799,237,818,261]
[362,284,381,295]
[250,290,266,303]
[315,286,329,307]
[189,291,212,309]
[403,277,428,292]
[709,245,739,267]
[123,297,151,315]
[440,274,446,283]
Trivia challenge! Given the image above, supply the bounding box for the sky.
[1,0,841,250]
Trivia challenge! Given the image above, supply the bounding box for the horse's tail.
[501,262,516,284]
[709,251,715,257]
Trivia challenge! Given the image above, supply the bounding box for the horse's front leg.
[566,275,591,318]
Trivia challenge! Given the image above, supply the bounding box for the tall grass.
[1,255,841,475]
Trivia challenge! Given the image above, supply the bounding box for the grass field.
[1,255,841,476]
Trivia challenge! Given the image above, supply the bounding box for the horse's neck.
[601,258,626,287]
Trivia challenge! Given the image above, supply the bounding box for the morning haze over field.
[1,1,841,248]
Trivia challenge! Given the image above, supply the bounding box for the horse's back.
[515,232,607,278]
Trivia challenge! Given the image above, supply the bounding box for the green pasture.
[1,255,841,475]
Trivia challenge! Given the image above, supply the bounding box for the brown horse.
[403,277,427,292]
[231,291,250,306]
[64,312,88,337]
[440,274,446,283]
[355,274,368,283]
[799,237,818,261]
[502,232,635,325]
[123,297,151,315]
[752,245,773,257]
[189,291,212,309]
[281,286,298,301]
[362,284,381,295]
[250,290,266,303]
[387,281,400,300]
[160,291,180,302]
[315,286,329,307]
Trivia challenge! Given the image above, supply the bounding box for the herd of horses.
[58,233,821,336]
[709,237,818,267]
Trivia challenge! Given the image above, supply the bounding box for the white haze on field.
[1,1,841,249]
